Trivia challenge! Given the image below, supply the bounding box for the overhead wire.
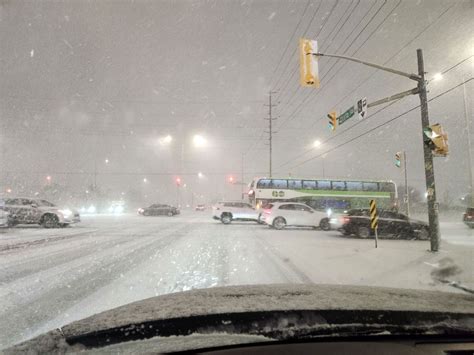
[275,0,393,129]
[306,0,458,128]
[275,54,473,170]
[279,78,473,172]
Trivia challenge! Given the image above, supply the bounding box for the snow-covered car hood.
[408,218,428,226]
[7,284,474,353]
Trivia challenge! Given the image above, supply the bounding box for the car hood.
[408,218,428,226]
[7,284,474,353]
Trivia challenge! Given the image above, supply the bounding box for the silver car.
[4,198,80,228]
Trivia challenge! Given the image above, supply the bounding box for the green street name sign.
[338,106,355,125]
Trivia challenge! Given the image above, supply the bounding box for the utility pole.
[461,74,473,207]
[403,151,409,217]
[264,91,278,178]
[312,48,441,251]
[241,152,244,200]
[417,49,440,252]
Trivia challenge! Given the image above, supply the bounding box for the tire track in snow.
[0,223,194,348]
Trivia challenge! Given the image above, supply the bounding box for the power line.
[268,0,311,88]
[272,0,324,91]
[274,0,383,107]
[280,78,473,172]
[276,53,473,170]
[275,0,394,129]
[307,0,458,127]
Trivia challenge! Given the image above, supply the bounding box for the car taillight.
[341,216,350,224]
[263,209,271,214]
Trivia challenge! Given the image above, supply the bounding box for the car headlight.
[59,209,72,217]
[87,205,96,214]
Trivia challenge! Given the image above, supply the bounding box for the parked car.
[463,207,474,228]
[212,201,259,224]
[339,209,430,239]
[3,198,80,228]
[137,204,179,216]
[195,204,206,211]
[260,202,328,230]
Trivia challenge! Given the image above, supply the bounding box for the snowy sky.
[0,0,472,203]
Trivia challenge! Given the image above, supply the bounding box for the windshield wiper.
[64,309,474,349]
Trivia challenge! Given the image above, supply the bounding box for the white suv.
[260,202,328,230]
[212,201,259,224]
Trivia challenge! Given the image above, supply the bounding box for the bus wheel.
[272,217,286,230]
[319,218,331,231]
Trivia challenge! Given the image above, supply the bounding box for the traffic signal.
[299,38,320,88]
[395,152,401,167]
[228,176,234,184]
[176,177,181,186]
[327,111,337,131]
[423,123,449,157]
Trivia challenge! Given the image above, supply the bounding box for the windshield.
[0,0,473,350]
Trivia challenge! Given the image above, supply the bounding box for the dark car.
[463,207,474,228]
[137,204,179,217]
[339,209,430,240]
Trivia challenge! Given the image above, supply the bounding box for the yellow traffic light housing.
[327,111,337,131]
[299,38,320,88]
[423,123,448,157]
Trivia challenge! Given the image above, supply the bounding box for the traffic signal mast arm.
[311,52,421,82]
[311,53,421,108]
[367,87,420,108]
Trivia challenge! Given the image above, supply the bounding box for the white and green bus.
[247,177,398,213]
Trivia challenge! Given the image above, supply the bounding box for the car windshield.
[37,200,56,207]
[0,0,472,350]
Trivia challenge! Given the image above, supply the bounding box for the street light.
[159,134,173,146]
[105,158,109,164]
[193,134,207,147]
[198,172,204,178]
[143,177,148,183]
[313,139,322,148]
[432,72,443,81]
[46,175,52,182]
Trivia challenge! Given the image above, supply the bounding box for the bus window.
[271,179,288,189]
[317,180,331,190]
[288,180,302,189]
[302,180,317,189]
[332,181,346,191]
[256,179,271,188]
[363,182,379,191]
[346,181,363,191]
[379,182,395,192]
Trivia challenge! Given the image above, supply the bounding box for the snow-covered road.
[0,212,472,348]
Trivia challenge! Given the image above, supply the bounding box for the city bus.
[247,177,398,213]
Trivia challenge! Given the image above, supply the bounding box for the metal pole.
[374,228,378,248]
[269,92,273,178]
[417,49,440,252]
[461,74,473,206]
[241,153,244,200]
[403,151,409,216]
[322,158,325,178]
[176,185,179,208]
